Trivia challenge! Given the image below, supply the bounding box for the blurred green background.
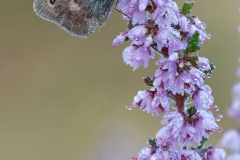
[0,0,239,159]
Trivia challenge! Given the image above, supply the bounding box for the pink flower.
[127,25,148,40]
[197,56,211,70]
[122,45,154,70]
[112,32,127,46]
[157,109,221,146]
[114,0,224,158]
[225,153,240,160]
[138,0,148,11]
[219,129,240,152]
[152,1,179,28]
[227,81,240,121]
[207,146,226,160]
[137,147,152,160]
[193,85,214,109]
[195,110,221,139]
[179,16,188,32]
[128,87,170,115]
[188,150,202,160]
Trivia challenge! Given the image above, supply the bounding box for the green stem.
[198,137,208,149]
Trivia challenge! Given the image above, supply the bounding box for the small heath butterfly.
[33,0,114,38]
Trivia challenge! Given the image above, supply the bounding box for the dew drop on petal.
[210,105,219,111]
[201,22,206,29]
[126,105,134,110]
[216,114,223,121]
[216,128,223,132]
[207,33,211,39]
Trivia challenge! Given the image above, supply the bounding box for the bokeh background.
[0,0,239,159]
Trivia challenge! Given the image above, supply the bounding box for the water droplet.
[210,105,219,111]
[126,105,133,110]
[216,128,222,132]
[201,22,206,29]
[215,114,223,121]
[207,34,211,39]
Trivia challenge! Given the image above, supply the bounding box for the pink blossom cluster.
[227,67,240,121]
[113,0,225,159]
[218,67,240,159]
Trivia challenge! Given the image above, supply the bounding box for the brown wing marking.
[33,0,114,38]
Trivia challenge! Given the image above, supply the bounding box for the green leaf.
[143,76,154,86]
[186,31,201,54]
[192,31,200,41]
[203,63,215,75]
[210,63,216,70]
[187,106,197,115]
[148,138,157,149]
[198,137,208,149]
[182,1,194,15]
[188,59,196,66]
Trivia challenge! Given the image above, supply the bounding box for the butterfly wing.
[33,0,114,38]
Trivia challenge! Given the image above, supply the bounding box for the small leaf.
[198,137,208,149]
[148,138,157,149]
[210,63,216,70]
[187,106,197,115]
[203,63,215,75]
[182,1,194,15]
[186,31,201,54]
[143,76,154,86]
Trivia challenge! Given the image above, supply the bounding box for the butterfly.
[33,0,115,38]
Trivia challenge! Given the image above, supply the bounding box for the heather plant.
[217,6,240,160]
[113,0,226,159]
[218,66,240,160]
